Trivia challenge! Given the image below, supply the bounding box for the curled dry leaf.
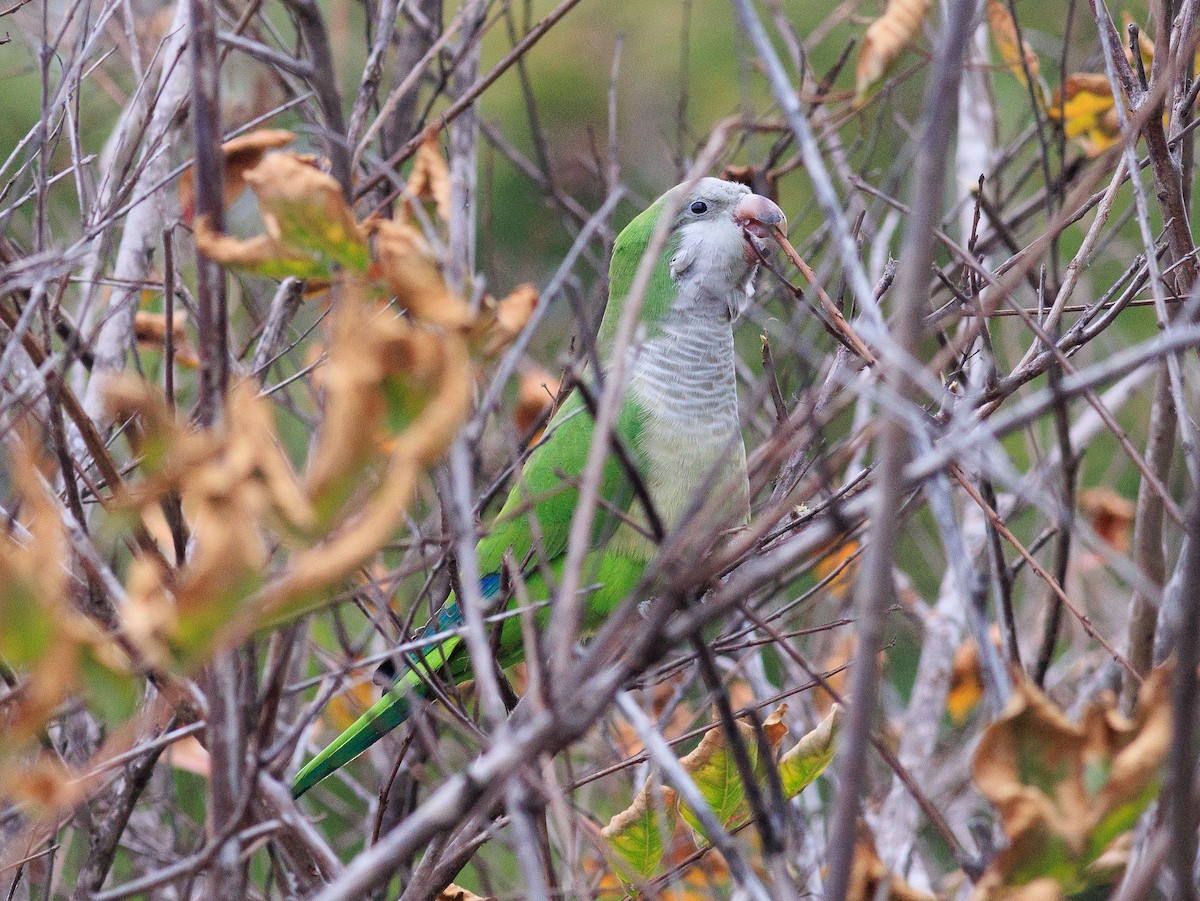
[134,311,199,368]
[0,753,82,812]
[970,666,1171,899]
[854,0,931,104]
[195,151,368,280]
[105,375,313,666]
[194,215,328,281]
[987,0,1041,87]
[0,436,72,747]
[368,218,473,328]
[477,283,539,357]
[177,128,295,223]
[304,273,466,509]
[245,285,474,625]
[0,434,135,752]
[244,153,368,271]
[407,134,453,222]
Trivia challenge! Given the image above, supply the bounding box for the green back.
[478,390,650,579]
[597,193,682,353]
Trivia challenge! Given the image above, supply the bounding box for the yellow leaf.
[1121,12,1155,73]
[243,153,369,272]
[855,0,931,104]
[988,0,1040,85]
[194,215,330,281]
[947,639,984,725]
[778,703,841,798]
[814,538,861,598]
[1047,74,1121,156]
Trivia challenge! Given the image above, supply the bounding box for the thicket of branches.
[1,0,1199,898]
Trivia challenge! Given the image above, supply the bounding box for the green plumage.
[292,204,671,798]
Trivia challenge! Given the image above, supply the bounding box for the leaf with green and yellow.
[599,704,841,892]
[970,666,1171,900]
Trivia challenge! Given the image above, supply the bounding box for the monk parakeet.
[292,177,786,797]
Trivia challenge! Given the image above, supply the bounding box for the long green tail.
[291,632,462,797]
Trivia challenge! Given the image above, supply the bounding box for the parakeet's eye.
[689,200,708,214]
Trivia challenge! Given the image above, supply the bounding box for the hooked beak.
[733,193,787,240]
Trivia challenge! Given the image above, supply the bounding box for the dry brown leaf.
[846,823,941,901]
[304,274,457,503]
[0,753,82,811]
[122,557,179,670]
[177,128,295,223]
[855,0,931,104]
[165,735,211,777]
[609,673,692,757]
[436,883,494,901]
[244,153,368,268]
[478,284,539,357]
[245,288,474,625]
[814,633,856,717]
[1080,487,1135,554]
[987,0,1040,85]
[407,135,453,222]
[368,218,473,328]
[134,311,200,368]
[513,366,560,440]
[106,376,314,665]
[970,667,1171,899]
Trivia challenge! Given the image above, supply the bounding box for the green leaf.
[0,583,54,666]
[601,782,677,881]
[677,722,754,838]
[778,704,841,798]
[79,647,140,725]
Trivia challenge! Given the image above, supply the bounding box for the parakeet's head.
[661,176,787,278]
[602,177,786,349]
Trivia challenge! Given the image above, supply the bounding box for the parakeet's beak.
[733,193,787,241]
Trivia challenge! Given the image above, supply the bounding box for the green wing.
[292,389,652,797]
